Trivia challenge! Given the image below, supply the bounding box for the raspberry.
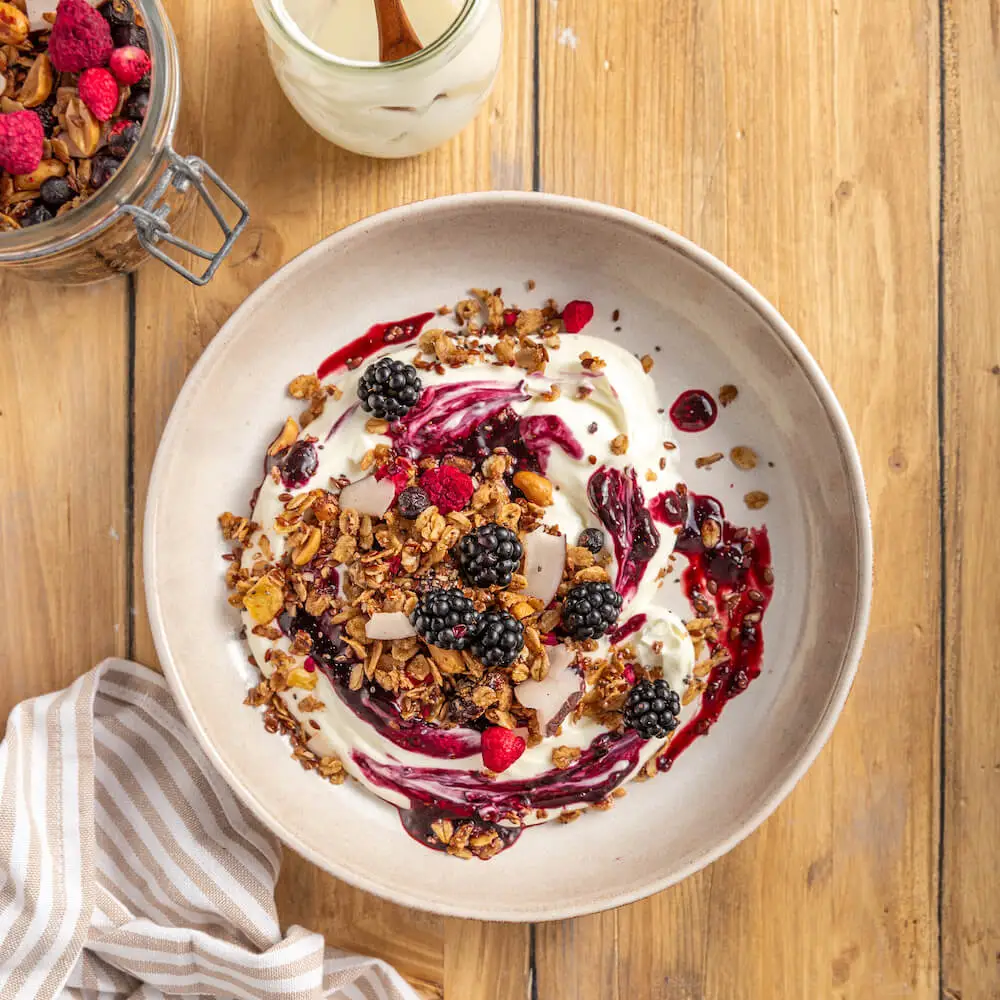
[78,68,119,122]
[0,111,44,175]
[49,0,114,73]
[109,45,151,85]
[419,465,474,515]
[480,726,526,773]
[561,299,595,333]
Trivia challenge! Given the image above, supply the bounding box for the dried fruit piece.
[61,96,101,157]
[18,54,53,109]
[14,157,66,191]
[0,110,43,174]
[480,726,526,773]
[243,574,284,624]
[0,2,29,46]
[420,465,474,514]
[286,666,318,691]
[48,0,114,72]
[561,299,595,333]
[109,44,151,85]
[78,67,119,122]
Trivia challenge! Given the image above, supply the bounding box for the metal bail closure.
[122,147,250,286]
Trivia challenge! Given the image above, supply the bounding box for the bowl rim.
[144,191,873,921]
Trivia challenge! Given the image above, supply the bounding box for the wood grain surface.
[0,0,996,996]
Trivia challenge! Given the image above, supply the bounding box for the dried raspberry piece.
[374,457,413,498]
[419,465,474,514]
[561,299,595,333]
[0,111,44,175]
[481,727,526,773]
[109,45,151,85]
[49,0,114,73]
[78,67,119,122]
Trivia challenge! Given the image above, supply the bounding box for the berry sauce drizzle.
[587,466,661,601]
[669,389,718,432]
[392,389,583,476]
[293,613,481,760]
[650,489,773,771]
[352,730,644,822]
[317,313,435,379]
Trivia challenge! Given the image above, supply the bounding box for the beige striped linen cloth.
[0,658,420,1000]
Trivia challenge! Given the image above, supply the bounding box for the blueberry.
[40,176,74,210]
[108,122,140,159]
[90,155,120,189]
[123,90,149,122]
[21,203,53,227]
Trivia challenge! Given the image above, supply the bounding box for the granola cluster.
[0,0,151,231]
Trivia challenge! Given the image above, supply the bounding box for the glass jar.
[252,0,502,158]
[0,0,248,285]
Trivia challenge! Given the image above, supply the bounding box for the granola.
[220,287,776,859]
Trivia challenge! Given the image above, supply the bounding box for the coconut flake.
[365,612,417,640]
[515,645,583,734]
[523,530,566,608]
[339,474,395,516]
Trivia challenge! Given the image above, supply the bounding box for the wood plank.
[130,1,533,995]
[0,280,129,724]
[940,1,1000,996]
[535,0,941,997]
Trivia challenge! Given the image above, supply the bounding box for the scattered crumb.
[744,490,770,510]
[640,354,654,373]
[695,452,724,469]
[730,446,758,470]
[719,384,738,407]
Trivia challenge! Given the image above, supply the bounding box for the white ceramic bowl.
[145,193,872,920]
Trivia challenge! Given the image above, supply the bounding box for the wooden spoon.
[372,0,424,62]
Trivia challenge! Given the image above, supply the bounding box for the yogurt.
[240,332,700,828]
[252,0,503,157]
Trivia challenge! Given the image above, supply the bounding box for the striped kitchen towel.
[0,659,419,1000]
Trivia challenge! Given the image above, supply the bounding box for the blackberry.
[21,204,53,227]
[101,0,136,28]
[411,588,479,650]
[577,528,605,554]
[561,581,623,640]
[623,679,681,739]
[40,177,74,210]
[456,523,523,589]
[397,486,430,519]
[32,104,57,138]
[470,611,524,668]
[357,358,422,420]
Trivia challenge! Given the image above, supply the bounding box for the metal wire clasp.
[121,148,250,286]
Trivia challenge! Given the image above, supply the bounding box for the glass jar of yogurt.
[252,0,502,158]
[0,0,248,286]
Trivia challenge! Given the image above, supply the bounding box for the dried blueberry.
[40,176,74,210]
[90,155,121,189]
[123,89,149,121]
[102,0,135,28]
[113,23,149,51]
[21,203,53,227]
[108,122,140,159]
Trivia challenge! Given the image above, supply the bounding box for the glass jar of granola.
[251,0,502,158]
[0,0,248,285]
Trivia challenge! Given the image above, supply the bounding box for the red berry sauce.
[317,312,435,378]
[669,389,718,432]
[650,488,773,770]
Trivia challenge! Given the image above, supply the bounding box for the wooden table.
[2,1,997,996]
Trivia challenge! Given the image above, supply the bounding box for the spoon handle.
[372,0,423,62]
